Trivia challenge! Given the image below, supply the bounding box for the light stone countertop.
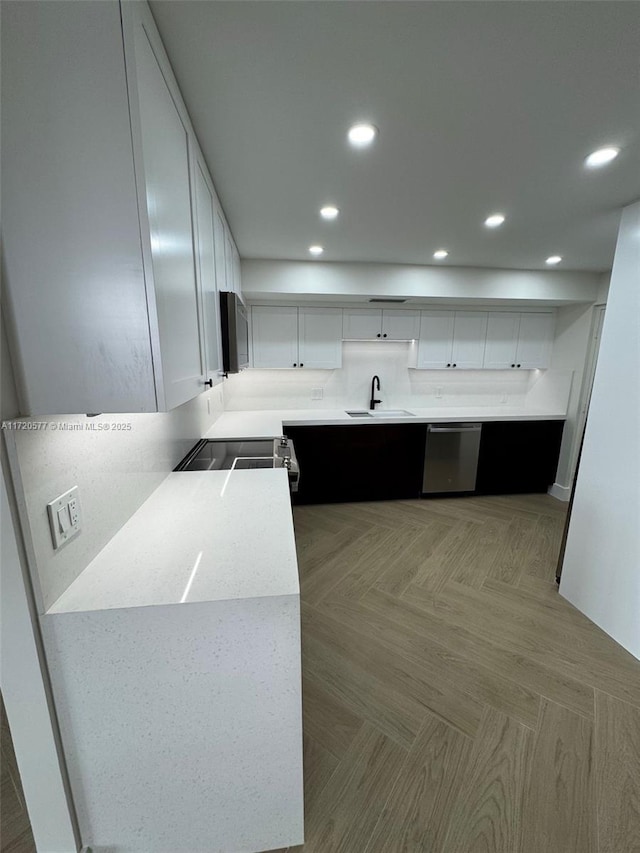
[47,469,298,615]
[205,407,567,440]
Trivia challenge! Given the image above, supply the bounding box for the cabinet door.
[285,425,426,504]
[251,306,299,368]
[382,310,421,340]
[193,162,222,382]
[224,230,235,295]
[417,311,455,368]
[343,309,382,339]
[516,313,555,369]
[2,0,156,414]
[484,313,520,369]
[213,206,228,293]
[298,308,343,369]
[451,312,487,369]
[133,19,204,410]
[476,420,565,494]
[232,243,242,298]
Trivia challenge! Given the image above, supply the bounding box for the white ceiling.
[150,1,640,272]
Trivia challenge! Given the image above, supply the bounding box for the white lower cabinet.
[251,306,342,368]
[484,312,555,369]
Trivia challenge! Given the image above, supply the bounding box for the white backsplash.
[223,341,568,412]
[5,384,224,613]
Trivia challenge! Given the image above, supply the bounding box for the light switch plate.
[47,486,82,550]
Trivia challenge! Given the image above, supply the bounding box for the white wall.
[560,200,640,660]
[241,259,600,305]
[548,304,598,496]
[5,386,225,613]
[2,305,79,852]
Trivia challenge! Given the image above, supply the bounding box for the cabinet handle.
[377,333,381,338]
[511,364,516,368]
[293,363,297,367]
[300,363,304,367]
[453,363,457,367]
[517,364,521,368]
[447,363,451,367]
[383,333,387,338]
[203,379,213,388]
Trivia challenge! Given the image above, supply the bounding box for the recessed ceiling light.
[348,123,377,148]
[308,245,324,256]
[433,249,449,260]
[320,205,339,220]
[484,213,506,228]
[585,147,620,168]
[546,255,562,265]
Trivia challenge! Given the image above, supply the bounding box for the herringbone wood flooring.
[276,494,640,853]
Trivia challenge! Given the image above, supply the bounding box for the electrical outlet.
[435,386,443,399]
[500,393,508,404]
[311,388,323,400]
[47,486,82,550]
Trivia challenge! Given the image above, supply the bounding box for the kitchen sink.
[346,409,415,418]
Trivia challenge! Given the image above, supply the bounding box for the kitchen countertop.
[47,469,298,615]
[205,407,567,440]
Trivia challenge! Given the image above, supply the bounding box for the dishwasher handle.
[427,423,482,433]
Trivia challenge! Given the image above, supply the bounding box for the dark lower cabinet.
[475,420,565,495]
[285,424,426,504]
[286,419,565,504]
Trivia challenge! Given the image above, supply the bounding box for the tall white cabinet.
[193,160,223,382]
[129,11,204,409]
[2,0,239,415]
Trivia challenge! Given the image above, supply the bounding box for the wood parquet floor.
[275,494,640,853]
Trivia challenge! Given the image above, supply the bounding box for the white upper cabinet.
[2,1,239,414]
[450,312,488,369]
[251,307,299,368]
[483,313,521,369]
[343,309,420,340]
[251,307,342,369]
[213,208,228,294]
[2,0,157,414]
[298,308,343,369]
[130,11,204,409]
[416,311,456,368]
[515,313,555,369]
[382,310,421,340]
[484,312,555,369]
[193,160,222,382]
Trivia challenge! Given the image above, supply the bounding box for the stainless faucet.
[370,375,382,410]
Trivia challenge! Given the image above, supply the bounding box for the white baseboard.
[548,482,571,502]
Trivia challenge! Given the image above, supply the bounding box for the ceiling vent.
[368,298,407,304]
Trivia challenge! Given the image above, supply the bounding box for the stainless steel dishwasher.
[422,423,482,494]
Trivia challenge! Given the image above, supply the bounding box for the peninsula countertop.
[47,469,298,615]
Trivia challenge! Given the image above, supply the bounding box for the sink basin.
[346,409,415,418]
